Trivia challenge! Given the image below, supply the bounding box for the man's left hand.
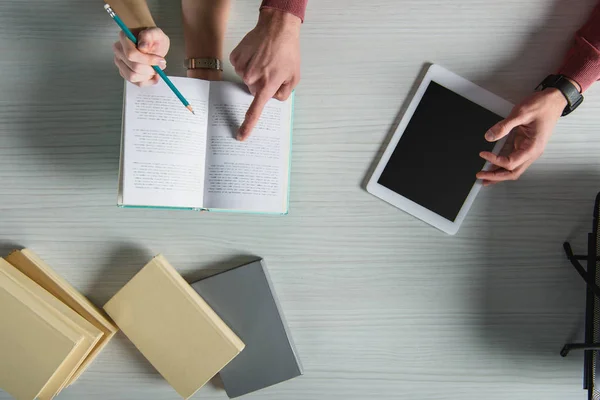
[476,88,568,185]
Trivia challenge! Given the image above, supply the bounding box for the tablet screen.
[377,81,503,222]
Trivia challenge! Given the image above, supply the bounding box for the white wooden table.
[1,0,600,399]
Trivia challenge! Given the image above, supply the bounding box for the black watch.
[535,74,584,116]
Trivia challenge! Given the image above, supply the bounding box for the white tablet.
[366,64,513,235]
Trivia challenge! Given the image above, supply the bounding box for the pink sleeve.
[260,0,308,22]
[558,2,600,92]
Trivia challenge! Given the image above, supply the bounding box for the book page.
[122,78,209,208]
[204,81,291,213]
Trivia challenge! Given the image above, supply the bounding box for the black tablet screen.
[377,81,503,221]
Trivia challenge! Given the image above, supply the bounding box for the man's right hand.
[112,27,170,87]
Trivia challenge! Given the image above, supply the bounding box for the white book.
[118,78,294,214]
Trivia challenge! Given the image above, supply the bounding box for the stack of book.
[0,251,302,399]
[103,254,246,399]
[103,255,303,399]
[0,249,118,400]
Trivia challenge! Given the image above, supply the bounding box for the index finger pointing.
[238,88,274,141]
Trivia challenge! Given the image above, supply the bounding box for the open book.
[118,78,293,214]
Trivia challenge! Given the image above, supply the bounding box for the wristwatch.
[184,58,223,71]
[535,74,584,116]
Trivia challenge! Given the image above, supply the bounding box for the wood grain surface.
[1,0,599,399]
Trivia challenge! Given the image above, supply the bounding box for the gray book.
[191,260,303,398]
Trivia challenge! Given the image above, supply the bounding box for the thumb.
[485,112,525,142]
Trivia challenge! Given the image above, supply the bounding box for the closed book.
[0,259,102,398]
[103,254,245,399]
[191,259,303,398]
[0,267,85,400]
[5,249,118,386]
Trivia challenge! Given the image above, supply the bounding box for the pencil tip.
[186,105,195,115]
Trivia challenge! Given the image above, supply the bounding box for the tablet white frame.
[366,64,514,235]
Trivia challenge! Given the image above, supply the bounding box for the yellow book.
[0,272,84,400]
[5,249,118,385]
[0,259,102,397]
[104,254,245,399]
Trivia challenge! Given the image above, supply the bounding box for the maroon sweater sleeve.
[260,0,308,22]
[558,2,600,92]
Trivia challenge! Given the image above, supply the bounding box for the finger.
[476,161,530,182]
[483,180,496,186]
[289,74,300,90]
[229,46,242,68]
[136,74,160,87]
[476,168,514,182]
[483,164,501,173]
[242,68,261,87]
[248,84,257,97]
[234,65,244,79]
[114,57,155,83]
[114,42,158,76]
[482,180,500,187]
[238,88,275,141]
[479,165,500,186]
[230,41,252,71]
[274,83,293,101]
[479,148,531,171]
[118,31,166,68]
[484,111,527,142]
[137,27,170,57]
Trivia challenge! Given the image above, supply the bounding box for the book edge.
[0,258,103,342]
[258,259,303,374]
[64,329,116,386]
[118,81,126,207]
[9,249,118,334]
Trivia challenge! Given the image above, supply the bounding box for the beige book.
[0,261,94,400]
[0,272,83,400]
[0,259,102,395]
[5,249,118,385]
[104,254,245,399]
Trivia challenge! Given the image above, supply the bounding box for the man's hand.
[113,27,170,87]
[476,88,569,185]
[230,8,301,141]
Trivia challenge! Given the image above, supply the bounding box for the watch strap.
[536,75,584,116]
[184,58,223,71]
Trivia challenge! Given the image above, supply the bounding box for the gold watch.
[184,58,223,71]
